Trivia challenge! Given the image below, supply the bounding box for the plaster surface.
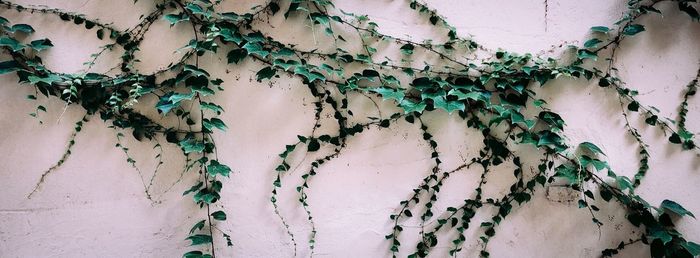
[0,0,698,257]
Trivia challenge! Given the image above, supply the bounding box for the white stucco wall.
[0,0,699,257]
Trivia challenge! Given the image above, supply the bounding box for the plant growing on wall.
[1,0,699,257]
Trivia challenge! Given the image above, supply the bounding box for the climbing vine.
[1,0,699,257]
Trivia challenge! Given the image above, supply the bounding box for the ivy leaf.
[434,98,465,113]
[269,2,281,15]
[207,160,232,177]
[183,251,212,258]
[577,49,597,61]
[227,49,247,64]
[186,234,212,246]
[554,164,579,184]
[583,38,602,48]
[211,210,227,221]
[184,64,210,77]
[579,142,605,156]
[28,74,61,85]
[600,188,613,202]
[307,139,320,152]
[183,182,203,196]
[623,24,645,36]
[157,91,195,114]
[9,24,34,34]
[179,137,205,154]
[294,66,326,83]
[537,130,566,151]
[669,133,682,144]
[189,220,205,234]
[370,87,405,102]
[660,200,695,218]
[186,3,207,16]
[201,102,224,114]
[400,99,427,114]
[682,241,700,256]
[203,118,227,132]
[400,44,414,55]
[590,26,610,33]
[164,13,189,26]
[256,66,276,82]
[679,2,700,21]
[648,229,673,245]
[29,39,53,51]
[616,176,634,192]
[0,37,24,52]
[0,60,20,74]
[627,101,639,112]
[242,42,269,58]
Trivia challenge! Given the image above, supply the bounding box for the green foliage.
[1,0,698,257]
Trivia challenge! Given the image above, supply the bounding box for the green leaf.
[660,199,695,218]
[679,2,700,21]
[9,24,34,34]
[600,188,613,202]
[184,64,210,77]
[623,24,645,36]
[256,66,276,82]
[370,87,404,102]
[307,139,320,152]
[590,26,610,33]
[554,164,579,184]
[583,38,602,48]
[203,117,227,131]
[294,66,325,83]
[434,98,465,113]
[648,229,673,245]
[537,131,563,147]
[186,234,212,246]
[669,133,682,144]
[627,101,639,112]
[0,60,20,74]
[579,142,605,156]
[207,160,231,177]
[577,49,597,61]
[28,74,61,85]
[211,210,227,221]
[682,241,700,256]
[400,99,427,114]
[183,182,203,196]
[616,176,634,192]
[186,3,207,16]
[201,102,224,114]
[189,220,205,234]
[164,13,189,26]
[183,251,212,258]
[179,137,205,154]
[227,49,247,64]
[242,42,269,58]
[0,37,24,52]
[270,2,281,15]
[400,44,414,55]
[29,39,53,51]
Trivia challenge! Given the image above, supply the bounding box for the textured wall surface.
[0,0,699,257]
